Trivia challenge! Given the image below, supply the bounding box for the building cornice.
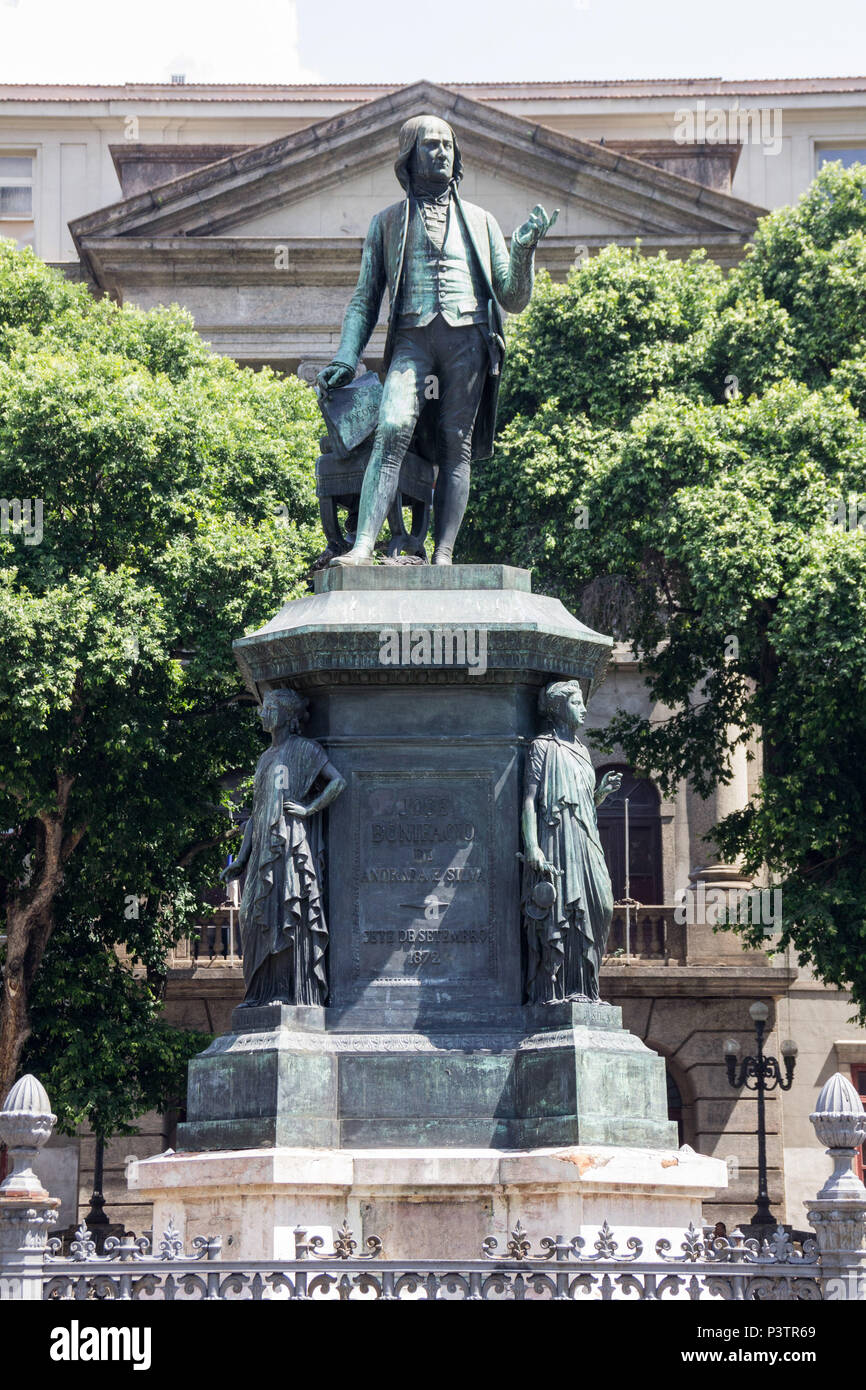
[77,232,752,297]
[2,76,866,101]
[600,964,798,998]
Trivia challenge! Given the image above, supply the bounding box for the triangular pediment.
[71,79,764,261]
[230,153,625,241]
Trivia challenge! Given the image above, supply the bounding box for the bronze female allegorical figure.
[317,113,558,566]
[521,681,622,1004]
[222,688,346,1008]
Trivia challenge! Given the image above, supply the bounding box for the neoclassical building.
[3,74,866,1234]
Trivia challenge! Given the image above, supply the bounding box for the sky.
[0,0,863,85]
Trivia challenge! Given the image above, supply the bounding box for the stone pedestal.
[232,563,614,1029]
[0,1074,60,1298]
[0,1196,60,1299]
[130,1143,727,1261]
[134,566,726,1248]
[178,1000,677,1152]
[806,1072,866,1299]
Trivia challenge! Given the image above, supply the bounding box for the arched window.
[596,765,663,904]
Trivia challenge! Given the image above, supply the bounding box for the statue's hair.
[538,679,585,724]
[261,686,308,726]
[394,114,464,193]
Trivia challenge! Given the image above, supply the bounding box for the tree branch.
[166,694,257,723]
[177,829,235,868]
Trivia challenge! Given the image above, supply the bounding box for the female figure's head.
[538,679,586,732]
[259,687,308,736]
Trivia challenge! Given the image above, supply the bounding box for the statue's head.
[539,679,586,730]
[394,114,463,193]
[260,686,308,735]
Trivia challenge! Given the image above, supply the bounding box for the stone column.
[686,735,753,964]
[806,1072,866,1300]
[0,1075,59,1300]
[673,777,692,897]
[701,737,749,873]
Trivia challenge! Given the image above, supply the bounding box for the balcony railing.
[167,900,683,971]
[604,905,685,964]
[168,881,243,968]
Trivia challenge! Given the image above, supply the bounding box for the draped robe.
[523,733,614,1003]
[239,735,329,1007]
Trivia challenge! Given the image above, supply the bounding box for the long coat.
[334,193,536,462]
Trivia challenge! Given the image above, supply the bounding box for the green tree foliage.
[464,163,866,1014]
[23,922,205,1140]
[0,241,323,1123]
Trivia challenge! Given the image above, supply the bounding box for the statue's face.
[564,685,586,729]
[260,697,286,733]
[412,118,454,183]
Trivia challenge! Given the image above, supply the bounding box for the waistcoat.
[398,199,487,329]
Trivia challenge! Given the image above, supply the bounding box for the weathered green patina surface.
[316,115,558,566]
[179,1000,676,1151]
[177,567,677,1154]
[521,682,622,1005]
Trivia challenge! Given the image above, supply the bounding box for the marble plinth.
[129,1143,726,1261]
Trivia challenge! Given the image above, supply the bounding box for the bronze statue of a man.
[317,114,557,565]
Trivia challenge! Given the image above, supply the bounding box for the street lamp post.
[724,1001,798,1230]
[81,1136,125,1253]
[84,1136,109,1233]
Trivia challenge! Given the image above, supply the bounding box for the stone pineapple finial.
[810,1071,866,1200]
[0,1074,56,1199]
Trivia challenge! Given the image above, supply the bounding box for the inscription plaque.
[354,772,494,984]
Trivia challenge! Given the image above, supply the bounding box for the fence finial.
[0,1074,56,1199]
[806,1071,866,1299]
[809,1071,866,1200]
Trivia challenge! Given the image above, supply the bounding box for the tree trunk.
[0,773,84,1100]
[0,899,55,1100]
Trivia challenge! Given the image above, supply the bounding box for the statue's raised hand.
[596,771,623,804]
[316,361,355,396]
[515,205,559,248]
